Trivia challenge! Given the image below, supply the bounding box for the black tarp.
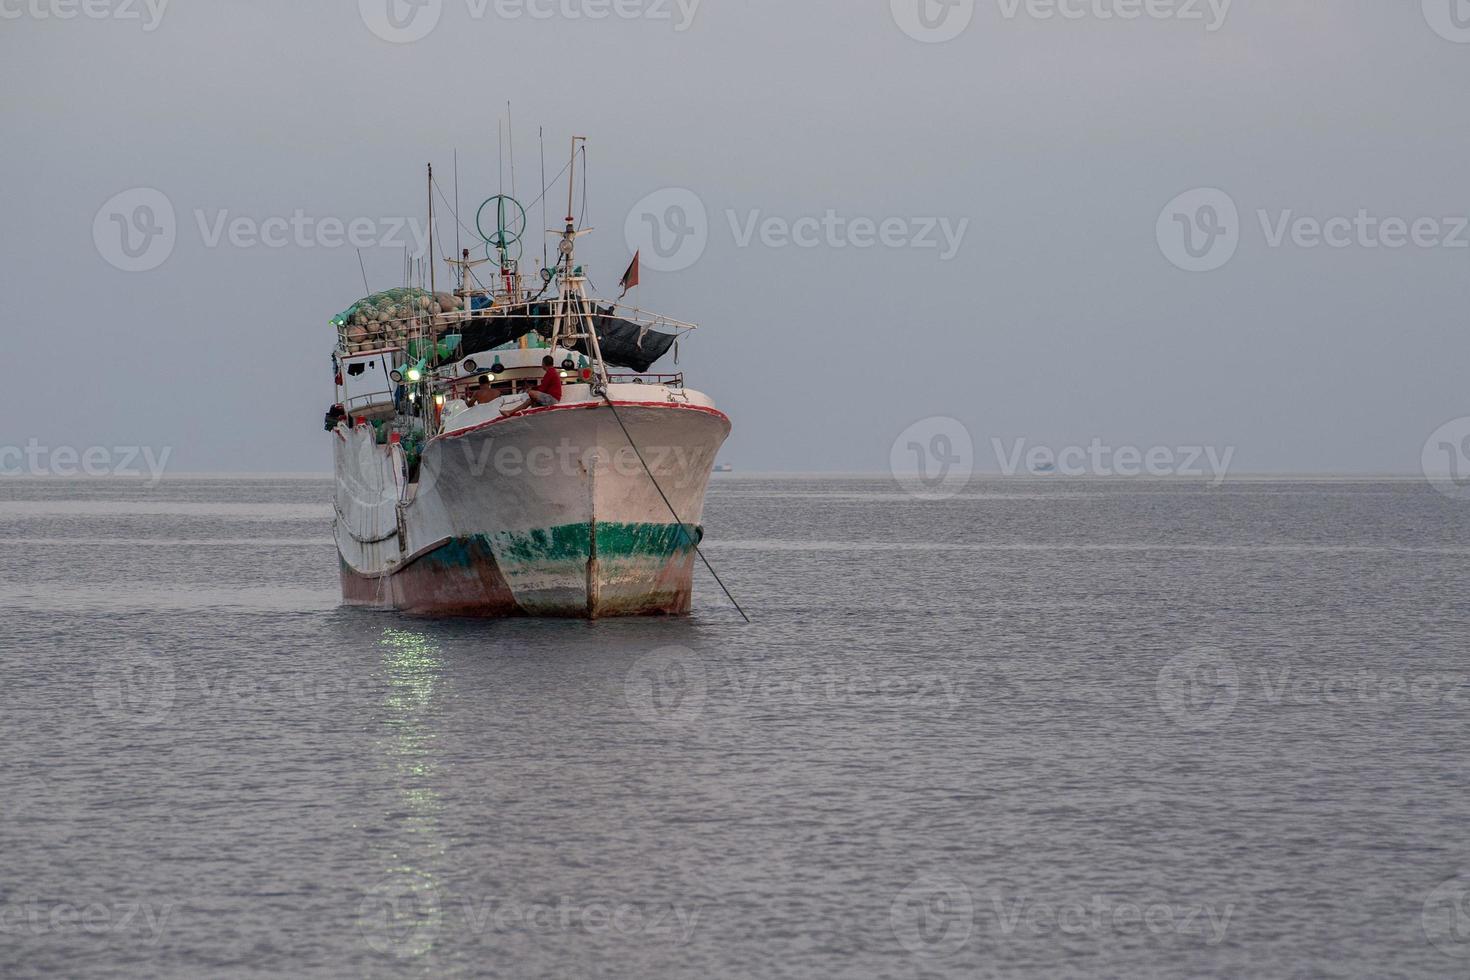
[537,306,679,373]
[453,302,679,373]
[455,304,550,355]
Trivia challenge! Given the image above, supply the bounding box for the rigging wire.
[578,144,588,231]
[453,149,462,283]
[432,196,453,284]
[429,152,574,257]
[356,248,371,295]
[600,392,750,623]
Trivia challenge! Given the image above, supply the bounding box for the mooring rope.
[601,393,750,623]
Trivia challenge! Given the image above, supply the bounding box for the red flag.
[619,251,640,297]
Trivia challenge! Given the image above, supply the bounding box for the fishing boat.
[326,138,730,617]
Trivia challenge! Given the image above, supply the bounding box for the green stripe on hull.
[489,522,703,564]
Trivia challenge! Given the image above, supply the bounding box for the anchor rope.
[601,394,750,624]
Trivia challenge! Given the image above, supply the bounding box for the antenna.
[453,149,462,283]
[426,163,436,296]
[539,126,549,271]
[507,102,516,202]
[565,135,580,229]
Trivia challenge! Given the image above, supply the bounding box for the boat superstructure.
[325,139,730,617]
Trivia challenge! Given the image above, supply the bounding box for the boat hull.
[333,396,728,618]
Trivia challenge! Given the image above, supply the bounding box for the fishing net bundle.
[333,288,467,351]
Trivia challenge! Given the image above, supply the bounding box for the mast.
[546,137,609,385]
[426,162,436,297]
[549,137,586,357]
[565,136,578,233]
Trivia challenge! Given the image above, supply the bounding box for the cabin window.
[347,363,367,377]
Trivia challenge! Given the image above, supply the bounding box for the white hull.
[334,385,729,617]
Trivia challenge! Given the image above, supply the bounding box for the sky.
[2,0,1469,475]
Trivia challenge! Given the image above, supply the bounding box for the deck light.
[392,358,429,385]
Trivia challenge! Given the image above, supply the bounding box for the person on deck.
[526,356,563,409]
[467,376,495,406]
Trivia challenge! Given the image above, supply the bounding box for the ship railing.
[336,301,698,354]
[439,371,685,396]
[336,308,545,354]
[597,302,698,333]
[608,373,684,387]
[337,313,452,353]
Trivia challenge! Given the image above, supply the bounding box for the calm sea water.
[1,476,1467,978]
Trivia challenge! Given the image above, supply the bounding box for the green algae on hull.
[489,522,703,565]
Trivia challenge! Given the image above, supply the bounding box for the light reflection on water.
[357,628,450,965]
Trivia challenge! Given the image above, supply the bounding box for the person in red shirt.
[507,356,563,416]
